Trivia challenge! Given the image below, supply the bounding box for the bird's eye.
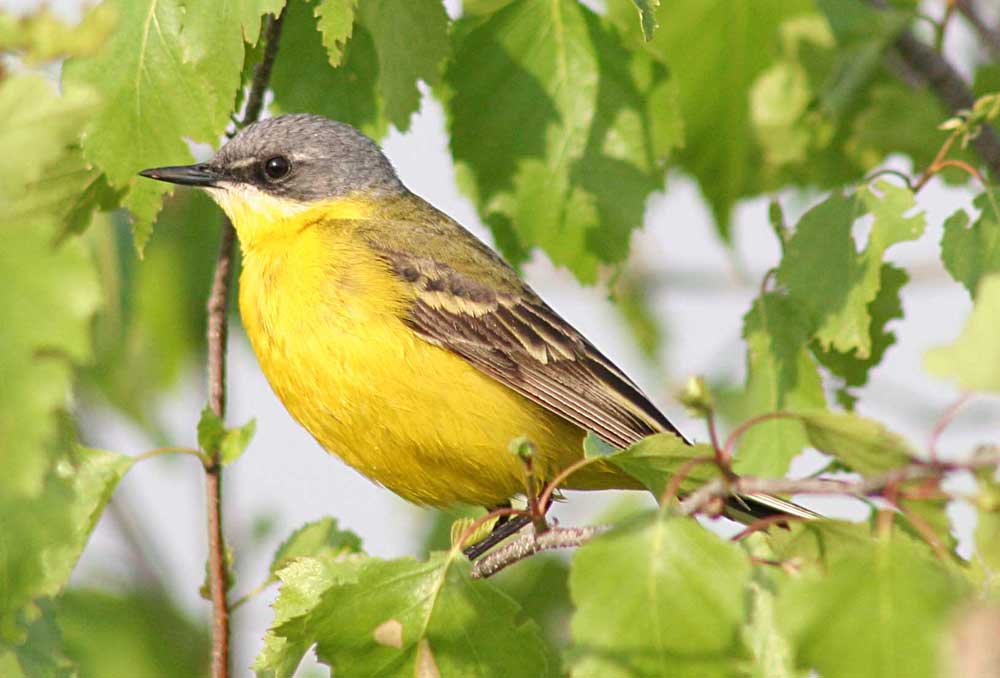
[263,155,291,180]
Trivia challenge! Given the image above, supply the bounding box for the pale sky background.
[7,0,999,674]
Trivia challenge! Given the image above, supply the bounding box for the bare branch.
[470,525,610,579]
[956,0,1000,62]
[679,452,1000,517]
[203,12,285,678]
[470,450,1000,577]
[888,21,1000,178]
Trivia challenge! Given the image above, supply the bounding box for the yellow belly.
[237,221,631,507]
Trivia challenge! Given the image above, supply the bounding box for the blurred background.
[7,0,999,674]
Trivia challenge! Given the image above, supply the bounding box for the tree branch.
[470,525,610,579]
[679,450,1000,517]
[885,13,1000,178]
[203,12,284,678]
[470,448,1000,578]
[956,0,1000,62]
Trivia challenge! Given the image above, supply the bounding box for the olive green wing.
[359,208,817,521]
[362,223,684,450]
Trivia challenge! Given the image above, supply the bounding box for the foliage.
[3,0,1000,676]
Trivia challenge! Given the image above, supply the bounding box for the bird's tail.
[725,492,819,523]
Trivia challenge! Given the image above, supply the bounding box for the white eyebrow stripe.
[226,158,259,169]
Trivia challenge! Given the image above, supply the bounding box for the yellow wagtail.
[140,114,810,556]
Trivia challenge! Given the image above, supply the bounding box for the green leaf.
[770,520,876,571]
[975,472,1000,573]
[743,573,799,678]
[196,408,255,464]
[581,432,617,458]
[0,4,116,63]
[780,184,924,358]
[845,181,925,341]
[220,419,256,465]
[57,590,210,678]
[488,555,572,657]
[0,76,99,220]
[271,0,387,140]
[255,557,359,677]
[631,0,659,41]
[813,0,910,118]
[747,15,839,173]
[779,196,862,337]
[63,0,273,250]
[813,263,908,408]
[600,433,718,497]
[778,535,967,678]
[315,0,357,66]
[848,83,957,175]
[255,552,552,677]
[736,293,826,477]
[357,0,449,131]
[0,76,103,498]
[625,0,812,237]
[81,192,219,429]
[445,0,680,280]
[941,193,1000,299]
[269,518,362,580]
[5,601,76,678]
[569,511,750,676]
[797,411,912,474]
[180,0,284,112]
[0,448,133,632]
[925,273,1000,393]
[199,542,236,601]
[196,408,226,455]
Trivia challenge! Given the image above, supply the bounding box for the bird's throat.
[207,184,375,251]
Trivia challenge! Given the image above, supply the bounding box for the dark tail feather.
[724,493,818,523]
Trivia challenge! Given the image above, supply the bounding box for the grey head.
[139,114,405,201]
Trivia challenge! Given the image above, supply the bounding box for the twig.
[202,12,284,678]
[722,411,796,456]
[956,0,1000,61]
[470,525,611,579]
[536,455,602,513]
[134,445,208,464]
[678,452,1000,517]
[514,440,549,535]
[889,22,1000,178]
[928,393,973,461]
[471,450,1000,576]
[658,455,716,506]
[732,513,808,541]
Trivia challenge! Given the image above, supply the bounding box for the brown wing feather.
[373,245,685,449]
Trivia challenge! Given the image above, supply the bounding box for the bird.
[140,114,811,557]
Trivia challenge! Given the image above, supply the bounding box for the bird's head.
[139,114,405,247]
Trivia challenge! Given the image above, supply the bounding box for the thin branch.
[203,12,285,678]
[678,452,1000,517]
[470,525,610,579]
[888,21,1000,178]
[956,0,1000,61]
[471,450,1000,576]
[928,393,974,461]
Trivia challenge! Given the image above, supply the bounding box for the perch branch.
[202,12,284,678]
[470,525,611,579]
[471,449,1000,578]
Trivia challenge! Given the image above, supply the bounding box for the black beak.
[138,163,222,187]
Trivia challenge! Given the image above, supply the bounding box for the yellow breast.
[234,201,612,507]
